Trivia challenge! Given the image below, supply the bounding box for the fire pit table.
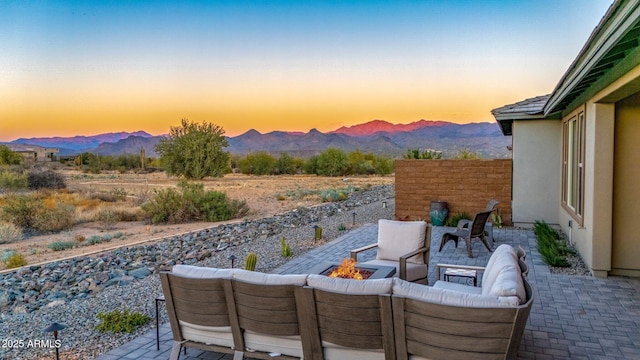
[309,261,396,280]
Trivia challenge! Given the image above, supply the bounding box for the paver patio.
[95,225,640,360]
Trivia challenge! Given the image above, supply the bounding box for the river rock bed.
[0,184,395,360]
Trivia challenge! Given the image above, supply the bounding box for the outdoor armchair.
[351,220,431,285]
[457,199,499,242]
[439,210,494,258]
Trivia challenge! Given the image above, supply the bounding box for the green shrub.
[239,152,276,175]
[1,195,39,228]
[280,237,293,257]
[96,310,151,333]
[142,180,249,224]
[0,169,28,190]
[445,212,472,227]
[27,170,66,189]
[0,145,22,165]
[0,222,23,244]
[48,241,77,251]
[2,251,27,268]
[534,220,572,267]
[316,148,349,176]
[33,203,75,232]
[453,149,481,159]
[404,149,442,159]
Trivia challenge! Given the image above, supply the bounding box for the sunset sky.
[0,0,613,141]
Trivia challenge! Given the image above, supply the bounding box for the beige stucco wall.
[511,120,561,225]
[557,63,640,277]
[612,92,640,276]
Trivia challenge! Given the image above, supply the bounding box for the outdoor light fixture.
[43,322,66,360]
[228,254,237,268]
[382,201,387,208]
[352,212,356,226]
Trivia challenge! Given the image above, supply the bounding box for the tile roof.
[491,95,550,119]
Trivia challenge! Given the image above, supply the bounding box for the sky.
[0,0,614,141]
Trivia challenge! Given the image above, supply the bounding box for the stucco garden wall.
[395,159,512,225]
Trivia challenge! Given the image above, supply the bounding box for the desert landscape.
[0,168,393,270]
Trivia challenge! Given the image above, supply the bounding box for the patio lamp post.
[228,254,237,268]
[43,322,66,360]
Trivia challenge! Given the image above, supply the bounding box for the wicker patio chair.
[439,210,494,258]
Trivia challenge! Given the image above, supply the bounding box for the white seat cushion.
[433,280,482,294]
[361,259,427,282]
[306,274,393,295]
[172,265,234,279]
[322,341,385,360]
[179,321,234,348]
[244,331,303,358]
[376,220,427,264]
[232,268,308,285]
[481,244,517,289]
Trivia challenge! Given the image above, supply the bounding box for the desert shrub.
[303,155,319,175]
[404,148,442,159]
[1,251,27,268]
[96,209,118,230]
[142,181,249,224]
[445,212,472,227]
[1,195,39,228]
[0,168,28,190]
[534,220,574,267]
[0,145,22,165]
[316,148,349,176]
[453,149,481,159]
[274,153,301,175]
[0,221,23,244]
[96,310,150,333]
[48,241,77,251]
[33,202,75,232]
[239,152,277,175]
[27,170,66,189]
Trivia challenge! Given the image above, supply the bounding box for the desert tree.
[155,119,230,179]
[316,147,349,176]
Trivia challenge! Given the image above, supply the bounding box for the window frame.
[561,106,586,225]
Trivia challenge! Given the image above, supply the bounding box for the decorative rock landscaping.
[0,184,395,360]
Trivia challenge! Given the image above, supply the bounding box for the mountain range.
[9,120,512,158]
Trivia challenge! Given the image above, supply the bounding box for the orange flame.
[328,258,363,280]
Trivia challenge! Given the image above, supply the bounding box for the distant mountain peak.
[330,119,453,137]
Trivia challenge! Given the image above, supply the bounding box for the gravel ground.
[0,193,395,360]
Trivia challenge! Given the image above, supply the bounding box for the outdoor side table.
[443,268,478,286]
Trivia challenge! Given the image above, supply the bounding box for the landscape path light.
[43,322,66,360]
[352,211,356,226]
[228,254,237,268]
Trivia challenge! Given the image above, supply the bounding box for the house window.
[562,107,585,223]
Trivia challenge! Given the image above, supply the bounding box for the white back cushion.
[172,265,234,279]
[232,268,308,285]
[376,220,427,264]
[481,244,517,289]
[482,264,526,304]
[307,274,393,295]
[393,278,519,308]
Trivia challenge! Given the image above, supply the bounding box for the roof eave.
[544,0,640,115]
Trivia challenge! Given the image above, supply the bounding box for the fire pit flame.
[328,258,364,280]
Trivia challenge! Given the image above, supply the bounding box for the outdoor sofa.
[159,244,533,360]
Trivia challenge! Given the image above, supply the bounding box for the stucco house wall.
[511,120,561,226]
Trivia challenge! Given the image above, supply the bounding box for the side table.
[443,268,478,286]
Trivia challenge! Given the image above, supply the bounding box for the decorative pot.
[429,201,448,226]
